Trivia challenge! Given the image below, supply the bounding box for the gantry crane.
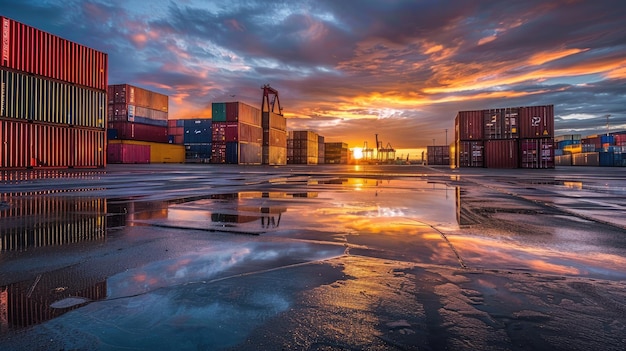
[261,84,282,115]
[362,141,374,161]
[375,134,396,163]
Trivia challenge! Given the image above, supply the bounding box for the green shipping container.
[212,102,227,122]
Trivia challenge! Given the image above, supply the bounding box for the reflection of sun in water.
[352,148,363,160]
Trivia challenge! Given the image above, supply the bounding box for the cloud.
[2,0,626,150]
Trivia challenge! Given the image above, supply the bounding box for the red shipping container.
[483,107,519,140]
[519,105,554,138]
[108,121,168,143]
[485,139,519,168]
[520,138,554,169]
[1,16,107,91]
[108,84,168,112]
[225,101,262,125]
[456,141,484,168]
[107,143,150,164]
[613,133,626,146]
[455,110,483,141]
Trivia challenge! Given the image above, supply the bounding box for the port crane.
[362,141,374,161]
[261,84,282,115]
[375,134,396,163]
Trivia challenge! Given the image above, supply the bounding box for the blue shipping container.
[107,129,118,140]
[226,141,238,164]
[599,151,621,167]
[557,140,580,149]
[183,119,213,144]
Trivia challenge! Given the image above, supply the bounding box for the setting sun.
[352,147,363,160]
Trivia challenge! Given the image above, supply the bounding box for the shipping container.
[572,152,599,166]
[520,138,554,169]
[1,69,106,128]
[185,143,212,162]
[555,155,572,166]
[427,145,450,165]
[183,119,212,144]
[555,134,581,142]
[262,111,287,131]
[212,102,227,122]
[557,139,581,150]
[483,107,519,140]
[455,110,483,141]
[107,143,150,164]
[263,145,287,165]
[107,84,168,112]
[1,119,105,169]
[485,139,519,168]
[107,121,168,143]
[519,105,554,139]
[598,151,623,167]
[211,142,226,163]
[225,101,262,125]
[107,140,185,163]
[1,16,107,91]
[456,141,484,168]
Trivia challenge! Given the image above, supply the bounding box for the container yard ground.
[1,164,626,350]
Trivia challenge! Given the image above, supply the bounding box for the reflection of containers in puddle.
[107,200,168,228]
[456,187,479,227]
[0,273,106,333]
[211,206,287,229]
[0,195,106,252]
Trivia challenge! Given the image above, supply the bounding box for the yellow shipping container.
[563,144,582,154]
[108,140,185,163]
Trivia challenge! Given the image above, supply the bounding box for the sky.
[2,0,625,156]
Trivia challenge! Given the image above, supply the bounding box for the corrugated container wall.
[107,143,150,164]
[225,102,262,125]
[1,119,105,168]
[107,84,168,112]
[455,111,483,141]
[108,140,184,163]
[519,105,554,139]
[1,16,108,91]
[483,108,519,140]
[183,119,212,144]
[427,146,450,165]
[108,121,168,143]
[520,138,554,169]
[1,69,106,128]
[318,136,325,164]
[456,141,484,168]
[212,103,227,122]
[485,140,518,168]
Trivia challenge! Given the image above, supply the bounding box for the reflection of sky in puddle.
[448,235,626,280]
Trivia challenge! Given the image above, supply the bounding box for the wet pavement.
[1,164,625,350]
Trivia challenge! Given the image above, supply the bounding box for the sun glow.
[352,148,363,160]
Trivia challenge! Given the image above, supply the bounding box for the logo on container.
[2,18,9,62]
[531,116,542,127]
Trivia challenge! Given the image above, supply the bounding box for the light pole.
[605,114,611,136]
[445,129,448,145]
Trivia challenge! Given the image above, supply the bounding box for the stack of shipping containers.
[427,145,450,165]
[454,110,484,167]
[554,132,626,167]
[262,109,287,165]
[287,130,320,164]
[454,105,554,168]
[324,142,348,164]
[167,119,184,144]
[107,84,184,163]
[1,16,107,169]
[211,102,263,164]
[318,136,325,164]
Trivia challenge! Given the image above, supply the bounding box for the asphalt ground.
[1,164,625,350]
